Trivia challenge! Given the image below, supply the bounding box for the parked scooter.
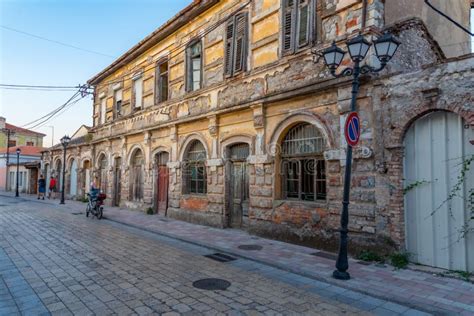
[86,190,106,219]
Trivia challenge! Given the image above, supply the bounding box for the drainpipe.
[361,0,368,29]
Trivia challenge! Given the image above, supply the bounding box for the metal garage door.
[404,111,474,272]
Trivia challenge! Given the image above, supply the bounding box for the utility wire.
[0,87,79,91]
[1,25,116,58]
[31,96,84,130]
[21,91,81,128]
[0,83,80,89]
[92,0,252,88]
[424,0,474,36]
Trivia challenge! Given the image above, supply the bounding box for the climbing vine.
[403,180,430,195]
[432,154,474,239]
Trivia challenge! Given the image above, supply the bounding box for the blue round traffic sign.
[344,112,360,147]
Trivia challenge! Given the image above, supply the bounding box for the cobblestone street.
[0,195,434,316]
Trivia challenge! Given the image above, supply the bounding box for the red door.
[157,166,169,214]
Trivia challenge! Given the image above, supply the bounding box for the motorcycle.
[86,191,106,219]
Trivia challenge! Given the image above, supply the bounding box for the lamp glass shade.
[60,135,71,146]
[16,148,21,155]
[322,43,346,70]
[374,33,400,63]
[346,35,371,62]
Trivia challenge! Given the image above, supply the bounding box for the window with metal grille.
[224,13,248,77]
[26,141,34,146]
[183,140,207,194]
[8,140,16,147]
[130,151,144,201]
[156,60,169,103]
[186,41,202,92]
[282,0,314,56]
[229,143,250,160]
[281,123,326,201]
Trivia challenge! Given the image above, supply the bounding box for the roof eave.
[87,0,220,86]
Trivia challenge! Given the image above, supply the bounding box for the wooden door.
[113,158,121,206]
[157,166,169,213]
[155,152,169,214]
[404,111,474,271]
[228,143,250,228]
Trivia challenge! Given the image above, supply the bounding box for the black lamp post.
[15,148,21,197]
[59,135,71,204]
[318,33,400,280]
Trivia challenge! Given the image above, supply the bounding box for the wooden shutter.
[233,13,248,74]
[297,0,309,47]
[282,0,296,54]
[224,18,235,77]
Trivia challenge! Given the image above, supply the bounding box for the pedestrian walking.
[48,176,57,199]
[37,175,46,200]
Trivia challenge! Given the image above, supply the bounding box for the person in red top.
[48,176,57,199]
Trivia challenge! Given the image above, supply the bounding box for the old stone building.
[42,0,474,271]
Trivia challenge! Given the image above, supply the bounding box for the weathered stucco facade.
[42,0,474,259]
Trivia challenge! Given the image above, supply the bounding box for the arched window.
[98,154,108,192]
[183,140,207,194]
[281,123,326,201]
[130,150,144,201]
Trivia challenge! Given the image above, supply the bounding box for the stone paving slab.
[0,194,373,315]
[2,193,474,315]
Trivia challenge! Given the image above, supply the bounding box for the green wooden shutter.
[233,13,248,74]
[224,18,235,77]
[282,0,296,55]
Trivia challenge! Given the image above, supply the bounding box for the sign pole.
[333,59,361,280]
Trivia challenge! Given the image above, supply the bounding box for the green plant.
[390,252,410,269]
[453,270,473,281]
[357,250,383,263]
[146,207,154,215]
[80,197,89,203]
[403,180,429,195]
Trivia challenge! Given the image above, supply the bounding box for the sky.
[0,2,473,148]
[0,0,192,147]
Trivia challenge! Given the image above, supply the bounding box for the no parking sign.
[344,112,360,147]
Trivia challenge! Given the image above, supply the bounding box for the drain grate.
[310,251,337,260]
[238,244,263,251]
[192,278,231,291]
[204,253,237,263]
[71,212,83,215]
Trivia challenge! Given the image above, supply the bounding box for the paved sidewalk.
[4,192,474,315]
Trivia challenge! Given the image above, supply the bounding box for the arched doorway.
[54,159,62,192]
[98,154,108,193]
[226,143,250,228]
[113,157,122,206]
[69,159,78,196]
[154,152,169,214]
[404,111,474,271]
[130,150,144,201]
[83,160,91,195]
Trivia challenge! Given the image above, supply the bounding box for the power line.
[21,91,81,128]
[0,25,116,58]
[0,87,79,91]
[0,83,79,89]
[31,96,84,130]
[424,0,474,36]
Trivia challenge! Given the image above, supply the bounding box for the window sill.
[273,199,328,208]
[181,194,208,198]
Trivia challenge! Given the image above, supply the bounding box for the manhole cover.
[192,278,231,291]
[238,244,263,251]
[71,212,83,215]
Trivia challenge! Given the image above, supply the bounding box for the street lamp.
[15,148,21,197]
[318,32,400,280]
[59,135,71,204]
